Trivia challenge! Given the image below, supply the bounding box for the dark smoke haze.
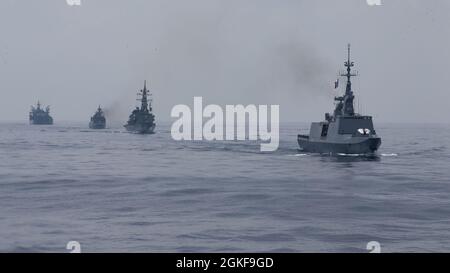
[0,0,449,123]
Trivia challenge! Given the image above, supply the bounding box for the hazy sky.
[0,0,449,123]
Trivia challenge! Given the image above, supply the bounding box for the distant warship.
[89,106,106,129]
[124,81,156,134]
[297,44,381,154]
[29,101,53,125]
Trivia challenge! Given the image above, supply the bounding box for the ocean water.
[0,122,449,253]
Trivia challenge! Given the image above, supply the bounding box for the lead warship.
[297,44,381,154]
[124,81,156,134]
[29,101,53,125]
[89,106,106,129]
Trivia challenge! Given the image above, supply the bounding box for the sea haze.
[0,122,449,252]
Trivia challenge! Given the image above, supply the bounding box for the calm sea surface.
[0,122,449,252]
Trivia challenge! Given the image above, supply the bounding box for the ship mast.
[339,44,357,116]
[139,80,150,112]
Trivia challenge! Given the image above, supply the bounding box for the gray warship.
[124,81,156,134]
[89,106,106,129]
[29,101,53,125]
[297,44,381,154]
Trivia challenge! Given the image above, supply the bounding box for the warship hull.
[297,135,381,154]
[297,45,382,155]
[30,102,53,125]
[124,124,155,134]
[30,120,53,125]
[30,117,53,125]
[89,106,106,129]
[89,121,106,129]
[124,81,156,134]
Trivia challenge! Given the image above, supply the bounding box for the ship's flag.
[334,79,339,89]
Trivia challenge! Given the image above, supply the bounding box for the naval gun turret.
[29,101,53,125]
[124,81,156,134]
[297,44,381,154]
